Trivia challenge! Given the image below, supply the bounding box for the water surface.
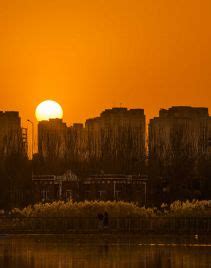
[0,235,211,267]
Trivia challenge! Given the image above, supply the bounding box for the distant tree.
[149,122,206,205]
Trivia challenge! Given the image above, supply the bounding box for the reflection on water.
[0,235,211,268]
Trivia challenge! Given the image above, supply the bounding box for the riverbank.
[0,216,211,235]
[1,233,211,245]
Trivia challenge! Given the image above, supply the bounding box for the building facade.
[37,107,146,175]
[0,111,27,158]
[32,171,148,205]
[85,108,146,174]
[148,106,210,203]
[37,119,68,174]
[149,107,209,165]
[0,111,29,209]
[66,123,88,170]
[38,119,67,161]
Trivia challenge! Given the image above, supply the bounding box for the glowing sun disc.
[35,100,63,121]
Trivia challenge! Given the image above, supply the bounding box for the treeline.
[0,153,32,209]
[12,200,211,218]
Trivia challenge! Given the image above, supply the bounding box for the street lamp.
[27,119,34,159]
[143,181,147,205]
[27,119,34,179]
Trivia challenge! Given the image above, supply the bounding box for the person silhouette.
[97,213,104,229]
[103,211,109,229]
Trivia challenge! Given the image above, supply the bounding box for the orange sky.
[0,0,211,128]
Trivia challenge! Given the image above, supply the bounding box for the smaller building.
[32,170,79,202]
[32,171,148,205]
[81,174,147,205]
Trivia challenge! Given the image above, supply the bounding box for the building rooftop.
[0,111,20,117]
[155,106,209,119]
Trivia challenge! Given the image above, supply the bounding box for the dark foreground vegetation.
[0,200,210,234]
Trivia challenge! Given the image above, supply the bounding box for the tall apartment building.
[148,106,210,203]
[38,119,67,163]
[0,111,27,158]
[149,106,209,167]
[85,108,146,174]
[0,111,28,209]
[66,123,88,168]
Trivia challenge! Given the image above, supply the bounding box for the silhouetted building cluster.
[35,106,211,205]
[1,106,211,209]
[37,108,146,175]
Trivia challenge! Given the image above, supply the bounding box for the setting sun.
[35,100,63,121]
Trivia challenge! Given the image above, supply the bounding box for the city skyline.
[2,104,211,156]
[0,104,211,206]
[2,103,211,127]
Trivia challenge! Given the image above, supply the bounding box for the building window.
[41,190,49,202]
[65,190,72,201]
[85,191,91,200]
[98,190,106,200]
[115,191,121,201]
